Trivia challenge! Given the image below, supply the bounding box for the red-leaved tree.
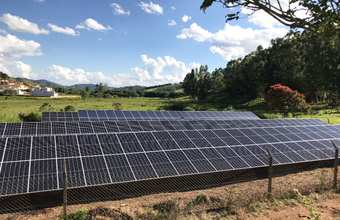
[265,84,310,114]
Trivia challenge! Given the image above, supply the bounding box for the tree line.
[182,31,340,104]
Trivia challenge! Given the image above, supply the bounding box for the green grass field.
[1,96,340,124]
[0,96,168,122]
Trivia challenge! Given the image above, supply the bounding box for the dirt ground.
[1,167,340,220]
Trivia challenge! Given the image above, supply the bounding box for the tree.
[80,90,90,99]
[182,68,198,98]
[2,89,16,96]
[85,85,92,93]
[196,65,212,100]
[200,0,340,39]
[264,84,310,114]
[95,83,108,93]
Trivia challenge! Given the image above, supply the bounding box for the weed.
[209,196,222,203]
[225,187,235,211]
[113,102,123,110]
[294,189,321,220]
[193,194,208,205]
[39,103,54,112]
[60,207,89,220]
[319,170,328,190]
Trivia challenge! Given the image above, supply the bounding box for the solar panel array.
[1,106,339,213]
[0,119,328,138]
[41,112,79,122]
[78,110,182,121]
[178,111,258,120]
[0,121,339,197]
[76,110,260,122]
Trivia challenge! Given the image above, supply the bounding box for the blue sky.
[0,0,289,87]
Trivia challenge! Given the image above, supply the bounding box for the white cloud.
[48,23,80,36]
[242,0,310,28]
[139,1,163,14]
[5,60,38,78]
[0,34,41,79]
[34,0,44,2]
[0,34,42,59]
[182,14,191,22]
[0,29,7,35]
[171,6,176,10]
[44,64,137,87]
[131,55,201,85]
[0,13,49,34]
[98,38,102,41]
[76,18,112,31]
[167,19,176,26]
[110,3,130,15]
[176,23,213,41]
[242,7,280,28]
[177,22,287,60]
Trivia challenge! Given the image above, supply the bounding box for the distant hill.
[7,75,180,92]
[34,79,64,87]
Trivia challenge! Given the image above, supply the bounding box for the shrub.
[206,108,217,111]
[183,106,195,111]
[264,84,310,115]
[224,105,235,111]
[64,105,76,112]
[112,103,123,110]
[19,112,41,122]
[2,88,16,96]
[39,103,54,112]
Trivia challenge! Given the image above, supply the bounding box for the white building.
[31,87,58,97]
[16,90,24,95]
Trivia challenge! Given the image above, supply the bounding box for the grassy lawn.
[0,96,168,122]
[1,96,340,124]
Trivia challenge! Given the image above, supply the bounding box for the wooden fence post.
[63,159,67,218]
[331,141,339,189]
[267,148,273,198]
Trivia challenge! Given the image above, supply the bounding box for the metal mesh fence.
[0,157,336,214]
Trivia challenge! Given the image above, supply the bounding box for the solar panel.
[0,118,339,198]
[78,110,183,121]
[0,118,329,138]
[41,112,79,122]
[178,111,260,120]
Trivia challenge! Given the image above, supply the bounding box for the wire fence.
[0,142,338,214]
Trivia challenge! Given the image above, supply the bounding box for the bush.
[112,103,123,110]
[224,105,235,111]
[18,112,41,122]
[2,88,16,96]
[39,103,54,112]
[264,84,310,115]
[64,105,76,112]
[183,106,195,111]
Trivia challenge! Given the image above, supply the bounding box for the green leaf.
[200,0,214,12]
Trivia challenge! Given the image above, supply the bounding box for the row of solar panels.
[41,110,260,122]
[0,118,328,138]
[0,122,338,196]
